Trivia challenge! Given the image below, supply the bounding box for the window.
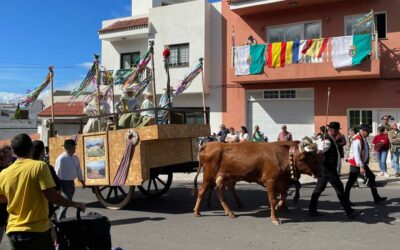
[120,52,140,69]
[345,12,386,39]
[168,43,189,67]
[280,90,296,99]
[349,110,373,130]
[267,21,321,43]
[264,90,296,99]
[264,90,279,99]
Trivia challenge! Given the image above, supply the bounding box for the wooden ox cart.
[49,122,210,209]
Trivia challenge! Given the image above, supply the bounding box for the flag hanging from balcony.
[234,44,266,75]
[331,34,372,68]
[267,42,286,68]
[303,38,329,58]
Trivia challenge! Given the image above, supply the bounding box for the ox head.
[295,137,323,177]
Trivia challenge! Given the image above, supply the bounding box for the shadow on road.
[85,183,399,225]
[110,217,165,226]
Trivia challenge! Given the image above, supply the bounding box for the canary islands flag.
[331,34,372,68]
[234,44,266,75]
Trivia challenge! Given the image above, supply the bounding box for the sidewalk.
[173,162,400,188]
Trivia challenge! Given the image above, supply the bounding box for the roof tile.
[99,17,149,34]
[37,102,85,117]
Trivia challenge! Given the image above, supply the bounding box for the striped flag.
[331,34,372,68]
[267,42,286,68]
[234,44,266,75]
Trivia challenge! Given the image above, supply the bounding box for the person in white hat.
[115,87,140,128]
[140,91,155,117]
[83,92,110,133]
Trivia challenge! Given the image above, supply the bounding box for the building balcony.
[230,59,380,84]
[228,0,345,15]
[230,40,381,84]
[99,17,149,42]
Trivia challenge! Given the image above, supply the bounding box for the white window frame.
[266,19,322,43]
[263,89,296,100]
[344,11,387,39]
[347,108,375,132]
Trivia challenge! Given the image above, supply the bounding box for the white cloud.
[78,62,93,69]
[0,92,23,104]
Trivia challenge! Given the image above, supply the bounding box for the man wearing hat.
[82,92,110,133]
[345,124,387,204]
[140,91,155,117]
[309,121,360,218]
[115,87,140,128]
[55,139,86,220]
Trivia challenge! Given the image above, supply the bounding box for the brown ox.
[193,139,322,225]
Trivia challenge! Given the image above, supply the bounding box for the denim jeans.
[391,149,400,173]
[376,150,388,172]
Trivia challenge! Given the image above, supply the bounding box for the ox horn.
[300,137,317,153]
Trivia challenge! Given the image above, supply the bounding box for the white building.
[99,0,222,132]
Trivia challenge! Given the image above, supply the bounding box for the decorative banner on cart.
[331,34,372,68]
[19,77,50,107]
[234,44,266,75]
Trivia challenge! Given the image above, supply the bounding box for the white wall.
[0,120,38,140]
[149,0,206,95]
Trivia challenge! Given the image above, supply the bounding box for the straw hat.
[143,90,153,96]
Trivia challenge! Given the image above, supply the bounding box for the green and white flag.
[234,44,266,75]
[331,34,372,68]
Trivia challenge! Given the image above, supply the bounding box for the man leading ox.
[309,122,360,218]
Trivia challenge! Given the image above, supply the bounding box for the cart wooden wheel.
[138,172,173,198]
[93,186,135,209]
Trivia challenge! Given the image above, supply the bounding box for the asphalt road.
[1,178,400,250]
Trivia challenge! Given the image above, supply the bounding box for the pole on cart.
[94,54,101,132]
[163,46,171,124]
[149,41,158,124]
[49,66,55,137]
[199,58,207,125]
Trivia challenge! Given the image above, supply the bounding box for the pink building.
[222,0,400,140]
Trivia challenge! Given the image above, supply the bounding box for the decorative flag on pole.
[331,34,372,68]
[234,44,266,75]
[267,42,286,68]
[19,75,51,108]
[353,10,375,34]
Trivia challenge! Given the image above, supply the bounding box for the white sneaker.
[378,172,384,176]
[384,172,390,178]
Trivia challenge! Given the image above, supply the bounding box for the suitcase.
[53,209,112,250]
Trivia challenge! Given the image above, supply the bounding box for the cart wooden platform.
[49,124,210,209]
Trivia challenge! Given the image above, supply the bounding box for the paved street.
[3,174,400,250]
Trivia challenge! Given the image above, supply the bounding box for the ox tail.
[191,144,206,196]
[191,160,202,196]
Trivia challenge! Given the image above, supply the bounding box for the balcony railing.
[231,35,380,83]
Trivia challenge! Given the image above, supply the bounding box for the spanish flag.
[267,42,287,68]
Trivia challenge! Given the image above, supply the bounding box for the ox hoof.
[226,213,237,218]
[271,219,281,225]
[194,212,202,217]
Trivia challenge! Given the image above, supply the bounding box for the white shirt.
[317,135,341,168]
[55,152,84,181]
[115,96,140,112]
[140,99,155,117]
[239,133,250,142]
[349,136,369,167]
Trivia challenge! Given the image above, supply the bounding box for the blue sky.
[0,0,132,103]
[0,0,221,104]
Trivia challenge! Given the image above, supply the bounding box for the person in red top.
[277,125,293,141]
[373,126,390,177]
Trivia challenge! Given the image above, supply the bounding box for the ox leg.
[276,191,291,213]
[206,183,215,209]
[194,186,207,217]
[216,176,236,218]
[228,184,243,208]
[293,181,301,205]
[266,182,280,225]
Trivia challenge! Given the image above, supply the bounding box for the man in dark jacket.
[309,122,360,218]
